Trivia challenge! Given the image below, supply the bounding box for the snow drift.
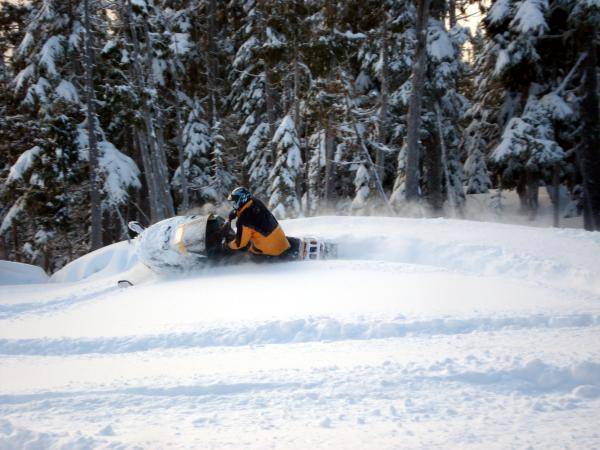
[0,260,48,285]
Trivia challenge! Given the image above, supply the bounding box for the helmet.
[228,187,252,211]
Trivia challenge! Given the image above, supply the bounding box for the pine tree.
[268,114,302,218]
[172,98,213,204]
[228,0,273,197]
[391,0,468,215]
[481,0,598,223]
[4,0,139,265]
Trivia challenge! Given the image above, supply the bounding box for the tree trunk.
[166,15,189,212]
[12,223,19,262]
[293,38,300,126]
[207,0,218,127]
[432,103,448,214]
[304,115,311,216]
[377,10,390,182]
[124,0,165,221]
[83,0,102,251]
[324,110,335,203]
[175,105,189,212]
[526,171,539,221]
[404,0,430,202]
[42,244,51,273]
[345,95,394,214]
[517,172,528,213]
[293,37,303,205]
[265,60,276,164]
[579,38,600,230]
[448,0,457,28]
[135,129,159,221]
[0,235,5,260]
[552,163,560,227]
[142,19,174,217]
[169,25,190,212]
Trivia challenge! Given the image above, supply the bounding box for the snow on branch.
[7,146,42,183]
[39,36,65,77]
[98,141,142,206]
[77,122,141,206]
[427,20,455,61]
[55,80,80,104]
[487,0,511,25]
[510,0,549,35]
[0,197,26,235]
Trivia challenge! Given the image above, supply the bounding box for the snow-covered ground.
[1,216,599,449]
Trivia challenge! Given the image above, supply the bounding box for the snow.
[336,29,367,41]
[77,124,141,205]
[54,80,80,104]
[16,32,34,57]
[38,36,64,77]
[487,0,511,25]
[265,27,286,48]
[97,141,142,206]
[101,38,118,55]
[12,64,34,91]
[50,241,138,283]
[7,146,41,183]
[169,32,190,55]
[130,0,148,11]
[1,217,599,448]
[494,48,510,75]
[427,20,454,61]
[490,116,529,162]
[540,92,573,120]
[0,261,48,285]
[510,0,548,35]
[26,77,52,104]
[355,71,372,93]
[272,114,296,144]
[0,198,25,235]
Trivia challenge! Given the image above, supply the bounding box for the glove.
[228,210,237,221]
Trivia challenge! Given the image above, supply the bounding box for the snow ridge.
[1,314,598,357]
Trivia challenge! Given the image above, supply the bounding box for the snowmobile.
[126,213,337,275]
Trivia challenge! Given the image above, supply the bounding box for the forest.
[0,0,599,272]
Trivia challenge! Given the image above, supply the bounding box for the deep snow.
[0,216,599,449]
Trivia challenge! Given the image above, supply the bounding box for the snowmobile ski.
[128,221,145,235]
[118,279,134,289]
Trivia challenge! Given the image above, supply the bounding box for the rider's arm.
[228,223,252,250]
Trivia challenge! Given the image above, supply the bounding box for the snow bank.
[50,241,138,283]
[0,260,48,285]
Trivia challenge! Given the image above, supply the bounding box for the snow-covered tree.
[211,120,236,202]
[2,0,140,266]
[479,0,599,224]
[228,0,274,197]
[462,31,497,195]
[172,99,213,204]
[390,1,468,215]
[268,114,302,218]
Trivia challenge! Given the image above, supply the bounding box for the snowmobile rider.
[225,187,291,257]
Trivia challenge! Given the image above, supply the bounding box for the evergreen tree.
[462,31,496,195]
[268,114,302,218]
[2,0,139,267]
[172,98,213,203]
[480,0,599,223]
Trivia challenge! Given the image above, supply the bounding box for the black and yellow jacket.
[228,198,290,256]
